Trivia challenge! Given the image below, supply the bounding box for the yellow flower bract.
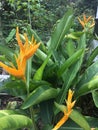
[0,27,40,80]
[78,14,95,29]
[52,89,76,130]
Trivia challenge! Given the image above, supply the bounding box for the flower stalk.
[52,89,76,130]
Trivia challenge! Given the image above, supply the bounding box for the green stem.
[26,59,38,130]
[28,0,32,26]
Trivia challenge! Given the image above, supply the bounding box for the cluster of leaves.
[1,0,98,46]
[0,9,98,130]
[0,1,55,40]
[73,0,98,16]
[1,0,72,43]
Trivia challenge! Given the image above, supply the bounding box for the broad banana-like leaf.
[0,110,26,118]
[0,114,32,130]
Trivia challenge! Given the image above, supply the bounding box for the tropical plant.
[0,9,98,130]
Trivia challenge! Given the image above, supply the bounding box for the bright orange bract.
[78,14,95,29]
[0,27,40,80]
[52,89,76,130]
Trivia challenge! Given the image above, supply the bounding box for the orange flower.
[16,27,40,60]
[78,14,95,28]
[0,27,40,80]
[52,89,76,130]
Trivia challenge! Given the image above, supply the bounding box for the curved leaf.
[75,76,98,98]
[92,90,98,108]
[70,109,91,130]
[54,102,90,130]
[0,110,26,118]
[87,46,98,66]
[5,29,16,43]
[21,86,60,109]
[47,9,73,53]
[76,60,98,89]
[0,115,32,130]
[0,44,14,61]
[65,40,76,57]
[57,49,84,76]
[56,33,86,107]
[29,80,52,91]
[1,79,27,99]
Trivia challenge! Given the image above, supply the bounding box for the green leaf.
[54,102,66,113]
[70,109,91,130]
[92,90,98,108]
[57,49,84,76]
[40,100,54,124]
[0,44,14,61]
[86,116,98,128]
[59,116,97,130]
[87,46,98,66]
[66,40,75,57]
[76,60,98,89]
[36,49,53,65]
[33,54,51,81]
[47,9,73,53]
[75,76,98,98]
[0,110,26,118]
[55,33,86,114]
[54,102,90,130]
[5,29,16,43]
[21,86,60,109]
[0,79,27,99]
[0,115,32,130]
[65,31,84,40]
[77,33,86,49]
[29,80,52,91]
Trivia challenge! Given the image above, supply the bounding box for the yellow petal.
[24,33,29,49]
[24,43,40,60]
[78,17,85,28]
[16,27,24,52]
[52,114,69,130]
[86,16,92,23]
[0,62,24,79]
[90,22,95,28]
[52,89,76,130]
[67,89,74,103]
[83,14,87,23]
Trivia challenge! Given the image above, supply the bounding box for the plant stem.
[26,59,37,130]
[28,0,32,26]
[30,107,38,130]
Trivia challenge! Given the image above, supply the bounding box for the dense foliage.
[0,1,98,130]
[1,0,98,41]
